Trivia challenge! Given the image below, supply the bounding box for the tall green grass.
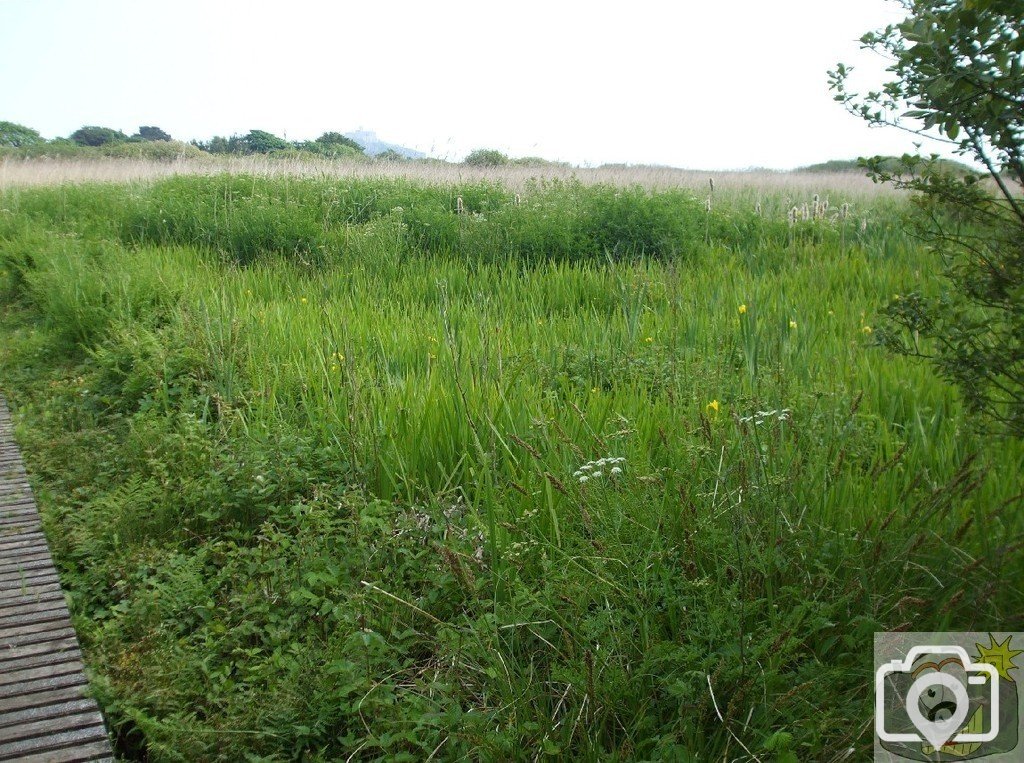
[0,176,1020,761]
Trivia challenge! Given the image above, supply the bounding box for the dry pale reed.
[0,155,900,198]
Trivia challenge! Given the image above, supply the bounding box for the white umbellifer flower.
[575,456,626,483]
[740,407,793,426]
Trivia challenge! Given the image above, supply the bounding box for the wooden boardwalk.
[0,397,114,762]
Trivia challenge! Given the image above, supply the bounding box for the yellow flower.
[706,399,720,413]
[738,304,747,315]
[862,325,873,334]
[591,387,599,394]
[330,364,338,372]
[789,320,797,329]
[645,336,654,343]
[300,297,308,304]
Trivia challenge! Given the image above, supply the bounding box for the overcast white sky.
[0,0,948,169]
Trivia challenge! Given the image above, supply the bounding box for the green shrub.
[135,125,172,142]
[0,120,44,148]
[100,140,206,161]
[464,148,509,167]
[70,125,128,146]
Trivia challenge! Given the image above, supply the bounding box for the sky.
[0,0,954,170]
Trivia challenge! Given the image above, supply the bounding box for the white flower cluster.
[573,457,625,483]
[738,408,792,426]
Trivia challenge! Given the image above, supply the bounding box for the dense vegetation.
[797,156,975,175]
[1,174,1022,761]
[0,122,371,162]
[831,0,1024,437]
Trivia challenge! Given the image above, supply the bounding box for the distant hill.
[344,130,424,159]
[798,156,976,175]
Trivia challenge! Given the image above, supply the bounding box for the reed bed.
[0,173,1018,761]
[0,153,896,198]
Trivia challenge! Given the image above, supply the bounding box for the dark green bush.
[0,120,44,148]
[464,148,508,167]
[70,125,128,146]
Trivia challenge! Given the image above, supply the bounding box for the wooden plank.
[0,618,76,641]
[0,522,43,535]
[0,529,44,542]
[12,739,114,762]
[0,684,91,715]
[0,571,61,592]
[0,508,37,518]
[0,520,44,540]
[0,697,97,730]
[0,548,54,569]
[0,534,50,550]
[0,723,109,760]
[0,520,41,532]
[0,659,84,688]
[0,628,77,651]
[0,397,112,760]
[0,571,61,591]
[0,504,39,518]
[0,555,56,573]
[0,529,47,543]
[0,671,87,701]
[0,645,82,674]
[0,581,63,603]
[0,542,48,556]
[0,709,105,745]
[0,601,70,628]
[0,589,66,612]
[0,547,53,565]
[0,636,79,664]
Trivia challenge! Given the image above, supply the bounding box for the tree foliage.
[313,132,363,152]
[70,125,128,147]
[0,121,44,148]
[192,130,290,154]
[237,130,290,154]
[135,125,172,142]
[830,0,1024,436]
[464,148,508,167]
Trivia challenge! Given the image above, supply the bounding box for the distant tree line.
[0,121,369,158]
[2,119,566,167]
